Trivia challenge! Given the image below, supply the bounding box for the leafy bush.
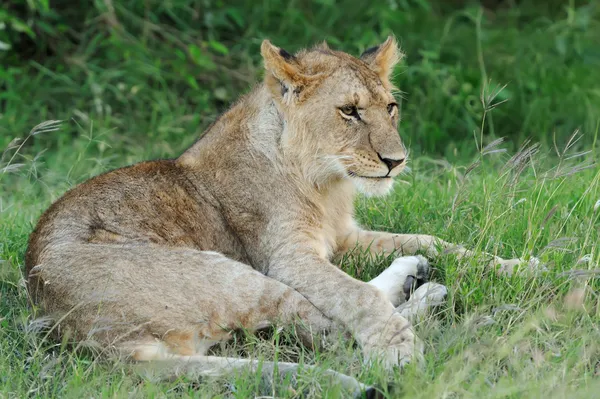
[0,0,598,156]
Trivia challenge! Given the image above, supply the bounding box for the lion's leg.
[343,230,534,275]
[126,345,373,398]
[121,254,441,360]
[29,243,334,356]
[31,243,440,384]
[31,243,370,395]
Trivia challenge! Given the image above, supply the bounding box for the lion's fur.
[25,37,523,375]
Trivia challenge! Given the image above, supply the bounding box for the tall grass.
[1,99,598,398]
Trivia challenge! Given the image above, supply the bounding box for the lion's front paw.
[361,314,424,370]
[396,282,447,322]
[399,255,429,301]
[370,255,430,306]
[388,255,429,280]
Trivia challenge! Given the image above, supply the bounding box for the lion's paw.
[396,282,447,322]
[361,314,424,370]
[397,255,429,301]
[369,255,430,306]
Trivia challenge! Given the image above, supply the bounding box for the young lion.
[26,37,525,378]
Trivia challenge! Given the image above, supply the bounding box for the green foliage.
[0,0,599,397]
[0,0,59,56]
[1,0,599,155]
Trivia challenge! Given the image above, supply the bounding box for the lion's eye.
[339,105,360,120]
[387,103,397,116]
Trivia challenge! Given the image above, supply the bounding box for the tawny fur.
[26,37,526,372]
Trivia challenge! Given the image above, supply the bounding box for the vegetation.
[1,0,598,397]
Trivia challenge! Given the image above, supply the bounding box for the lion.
[25,37,527,394]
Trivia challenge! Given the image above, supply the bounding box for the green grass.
[1,123,598,397]
[1,0,600,397]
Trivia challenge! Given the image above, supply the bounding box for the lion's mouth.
[347,171,391,179]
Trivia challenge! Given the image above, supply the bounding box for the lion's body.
[26,38,523,376]
[26,87,357,355]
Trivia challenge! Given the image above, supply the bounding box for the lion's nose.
[378,153,405,171]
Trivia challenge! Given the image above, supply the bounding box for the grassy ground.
[1,1,600,398]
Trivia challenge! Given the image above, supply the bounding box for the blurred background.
[1,0,598,167]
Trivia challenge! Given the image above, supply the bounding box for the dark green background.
[1,0,599,160]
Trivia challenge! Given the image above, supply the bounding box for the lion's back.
[25,160,232,276]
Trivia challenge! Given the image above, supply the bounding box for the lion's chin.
[349,176,395,197]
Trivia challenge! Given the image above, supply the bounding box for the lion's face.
[261,37,406,196]
[300,63,406,196]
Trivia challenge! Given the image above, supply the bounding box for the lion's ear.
[360,36,404,88]
[261,40,319,104]
[261,40,302,85]
[315,40,330,51]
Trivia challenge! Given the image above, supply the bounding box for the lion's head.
[261,37,406,196]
